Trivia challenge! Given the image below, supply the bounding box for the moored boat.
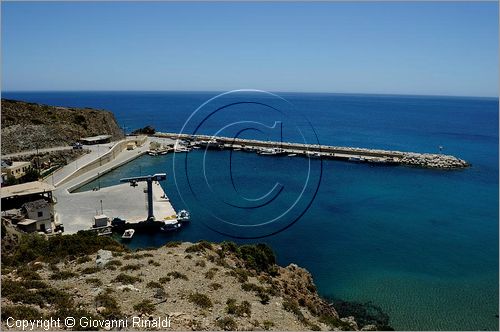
[176,210,191,222]
[122,229,135,240]
[161,219,181,231]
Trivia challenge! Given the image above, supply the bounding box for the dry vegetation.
[0,223,375,331]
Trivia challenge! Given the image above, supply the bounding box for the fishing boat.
[122,229,135,240]
[161,219,181,231]
[176,210,191,222]
[348,156,365,162]
[258,147,285,156]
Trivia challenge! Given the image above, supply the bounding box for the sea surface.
[3,91,499,330]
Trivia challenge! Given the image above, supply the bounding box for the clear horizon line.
[1,89,498,99]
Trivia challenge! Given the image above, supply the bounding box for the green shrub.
[50,270,77,280]
[120,264,142,271]
[106,259,123,267]
[188,292,212,309]
[85,278,103,286]
[167,271,188,280]
[163,241,182,248]
[16,266,42,280]
[146,281,163,289]
[237,243,276,273]
[158,276,171,283]
[228,268,250,282]
[76,255,91,264]
[113,273,142,284]
[185,240,213,253]
[1,305,43,321]
[209,283,223,290]
[81,266,99,274]
[283,298,307,324]
[215,317,237,331]
[204,267,218,279]
[148,259,161,267]
[226,299,251,317]
[133,300,155,315]
[195,259,206,267]
[3,232,125,267]
[263,320,275,330]
[1,279,72,309]
[95,293,121,319]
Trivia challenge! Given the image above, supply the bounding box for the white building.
[21,199,54,232]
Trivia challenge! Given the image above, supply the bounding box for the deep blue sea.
[3,91,498,330]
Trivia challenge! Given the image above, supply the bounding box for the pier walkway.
[155,132,469,169]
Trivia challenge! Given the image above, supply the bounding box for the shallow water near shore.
[4,91,499,330]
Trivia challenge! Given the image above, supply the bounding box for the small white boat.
[348,156,365,162]
[147,151,158,156]
[161,219,181,231]
[174,147,190,153]
[288,153,297,157]
[176,210,191,222]
[258,147,284,155]
[122,229,135,240]
[306,151,322,158]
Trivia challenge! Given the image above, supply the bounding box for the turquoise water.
[4,91,499,330]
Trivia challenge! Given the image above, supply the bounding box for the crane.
[120,173,167,221]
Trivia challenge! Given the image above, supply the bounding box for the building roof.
[1,161,31,169]
[18,219,37,226]
[1,181,55,199]
[22,199,50,212]
[80,135,112,142]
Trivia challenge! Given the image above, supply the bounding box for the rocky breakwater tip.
[400,153,469,169]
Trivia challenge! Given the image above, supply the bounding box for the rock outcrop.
[1,99,124,154]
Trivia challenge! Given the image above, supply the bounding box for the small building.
[21,199,54,232]
[80,135,112,145]
[1,181,55,211]
[1,161,32,179]
[93,214,109,228]
[17,219,37,233]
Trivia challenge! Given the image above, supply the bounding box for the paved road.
[44,143,116,186]
[2,146,74,159]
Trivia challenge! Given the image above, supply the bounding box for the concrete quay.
[45,136,177,233]
[155,132,469,169]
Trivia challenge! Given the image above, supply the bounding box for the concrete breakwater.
[155,132,469,169]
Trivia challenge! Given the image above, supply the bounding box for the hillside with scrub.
[0,222,389,331]
[1,99,124,154]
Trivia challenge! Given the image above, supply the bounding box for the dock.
[154,132,469,169]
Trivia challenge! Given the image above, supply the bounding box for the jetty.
[154,132,469,169]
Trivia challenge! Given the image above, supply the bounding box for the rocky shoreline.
[399,152,469,169]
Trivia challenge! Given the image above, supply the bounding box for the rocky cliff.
[1,99,124,154]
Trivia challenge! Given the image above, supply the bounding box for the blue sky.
[2,1,498,97]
